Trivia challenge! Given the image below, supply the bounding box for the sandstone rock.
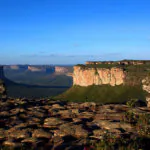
[21,137,42,146]
[14,123,28,129]
[146,97,150,108]
[80,102,96,110]
[93,129,106,136]
[93,120,133,131]
[0,129,6,140]
[32,129,52,139]
[27,117,41,126]
[52,104,65,110]
[94,113,124,121]
[71,109,79,114]
[72,118,82,123]
[73,66,125,86]
[28,66,46,72]
[67,102,80,109]
[43,117,65,128]
[8,129,30,139]
[55,66,69,74]
[0,80,6,98]
[0,111,10,117]
[1,97,150,149]
[53,130,67,137]
[78,112,94,120]
[58,109,73,119]
[59,123,89,138]
[3,140,22,148]
[142,76,150,108]
[52,136,64,147]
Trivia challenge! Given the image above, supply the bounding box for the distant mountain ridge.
[4,65,73,75]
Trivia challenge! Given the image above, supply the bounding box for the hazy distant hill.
[3,65,73,98]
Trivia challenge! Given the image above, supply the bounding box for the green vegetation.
[76,63,120,69]
[55,85,146,104]
[76,63,150,86]
[90,107,150,150]
[91,134,150,150]
[126,98,139,108]
[124,64,150,85]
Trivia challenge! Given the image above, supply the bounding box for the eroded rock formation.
[73,66,125,86]
[0,66,6,98]
[28,66,46,72]
[142,77,150,107]
[55,66,69,74]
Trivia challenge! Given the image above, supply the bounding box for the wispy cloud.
[20,52,121,59]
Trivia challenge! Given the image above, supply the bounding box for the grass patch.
[54,85,146,104]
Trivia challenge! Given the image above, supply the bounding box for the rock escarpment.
[0,80,6,97]
[73,66,125,86]
[0,66,6,98]
[55,66,69,74]
[142,76,150,108]
[28,66,46,72]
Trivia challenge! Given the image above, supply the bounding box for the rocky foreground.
[0,98,150,150]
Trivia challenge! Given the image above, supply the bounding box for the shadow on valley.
[5,78,72,99]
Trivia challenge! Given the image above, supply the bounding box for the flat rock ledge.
[0,98,150,150]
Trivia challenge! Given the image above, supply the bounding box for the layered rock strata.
[73,66,125,86]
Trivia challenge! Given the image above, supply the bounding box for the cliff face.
[73,66,125,86]
[28,66,46,72]
[142,77,150,107]
[55,66,69,74]
[0,79,6,96]
[0,66,6,97]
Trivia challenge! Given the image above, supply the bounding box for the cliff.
[73,66,125,86]
[0,66,6,98]
[55,66,69,74]
[28,66,46,72]
[142,77,150,107]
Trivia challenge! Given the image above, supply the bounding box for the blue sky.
[0,0,150,64]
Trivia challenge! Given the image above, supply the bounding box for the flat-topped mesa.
[55,66,69,74]
[73,66,125,86]
[86,61,114,65]
[86,60,150,65]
